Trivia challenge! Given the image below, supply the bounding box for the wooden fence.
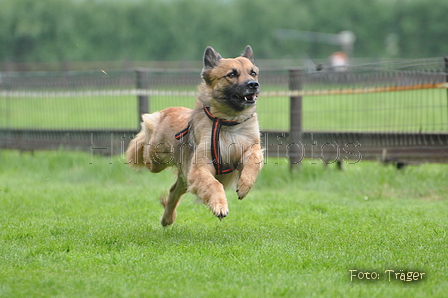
[1,57,448,167]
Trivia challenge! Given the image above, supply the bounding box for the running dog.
[126,45,263,226]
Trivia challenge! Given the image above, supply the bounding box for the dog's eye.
[250,71,257,77]
[227,72,236,78]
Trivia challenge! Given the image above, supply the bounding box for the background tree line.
[1,0,447,64]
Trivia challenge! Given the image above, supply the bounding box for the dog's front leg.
[237,142,263,200]
[188,163,229,220]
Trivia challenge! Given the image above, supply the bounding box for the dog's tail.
[126,112,161,169]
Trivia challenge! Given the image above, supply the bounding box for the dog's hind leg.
[160,174,187,227]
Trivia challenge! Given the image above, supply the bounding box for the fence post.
[289,68,303,171]
[445,57,448,119]
[135,69,149,128]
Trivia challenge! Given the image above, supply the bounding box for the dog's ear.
[241,45,254,64]
[203,46,222,69]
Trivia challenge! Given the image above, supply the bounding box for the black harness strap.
[203,106,240,175]
[175,106,253,175]
[174,125,190,140]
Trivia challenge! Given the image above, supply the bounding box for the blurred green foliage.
[1,0,447,63]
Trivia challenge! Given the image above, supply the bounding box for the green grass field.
[1,88,447,132]
[1,149,447,297]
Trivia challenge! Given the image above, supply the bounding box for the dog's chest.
[218,126,253,164]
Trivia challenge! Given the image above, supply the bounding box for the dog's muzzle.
[235,80,260,106]
[220,79,261,110]
[243,81,259,103]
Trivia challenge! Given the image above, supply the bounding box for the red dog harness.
[175,106,253,175]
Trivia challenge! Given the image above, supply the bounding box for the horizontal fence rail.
[1,57,448,165]
[1,82,448,98]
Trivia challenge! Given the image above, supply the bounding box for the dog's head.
[201,46,260,111]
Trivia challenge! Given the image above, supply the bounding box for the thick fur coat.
[126,46,263,226]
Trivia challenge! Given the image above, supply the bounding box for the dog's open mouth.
[244,93,258,103]
[235,93,258,105]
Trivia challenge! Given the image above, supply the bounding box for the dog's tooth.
[244,97,247,101]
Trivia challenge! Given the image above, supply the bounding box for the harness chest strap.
[175,106,253,175]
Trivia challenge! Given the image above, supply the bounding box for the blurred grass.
[1,88,446,132]
[0,150,447,297]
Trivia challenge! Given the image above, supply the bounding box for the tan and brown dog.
[126,46,263,226]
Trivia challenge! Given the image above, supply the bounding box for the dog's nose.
[247,81,259,90]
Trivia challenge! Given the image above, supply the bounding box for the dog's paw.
[236,178,253,200]
[160,213,176,227]
[210,201,229,220]
[160,192,177,227]
[160,207,177,227]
